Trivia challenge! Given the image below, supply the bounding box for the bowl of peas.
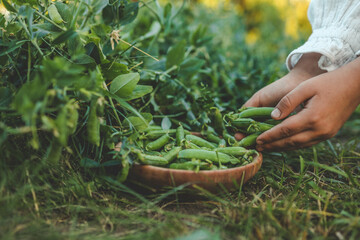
[123,107,281,191]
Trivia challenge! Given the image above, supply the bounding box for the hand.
[256,57,360,151]
[244,53,326,107]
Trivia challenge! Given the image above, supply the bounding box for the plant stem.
[27,42,31,82]
[97,66,123,129]
[18,18,44,57]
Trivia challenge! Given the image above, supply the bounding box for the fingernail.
[271,108,281,118]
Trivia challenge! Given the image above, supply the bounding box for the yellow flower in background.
[195,0,311,43]
[0,2,9,16]
[0,2,12,24]
[198,0,232,9]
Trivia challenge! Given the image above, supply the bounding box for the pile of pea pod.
[224,106,282,147]
[130,107,282,171]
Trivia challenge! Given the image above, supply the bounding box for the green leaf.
[104,91,147,125]
[101,61,129,81]
[92,0,109,14]
[123,113,152,131]
[85,42,106,64]
[73,54,96,65]
[102,1,139,26]
[53,29,77,45]
[118,1,139,25]
[166,39,186,69]
[161,117,172,130]
[18,5,34,36]
[110,73,140,98]
[0,87,12,107]
[137,22,161,41]
[190,24,210,46]
[48,4,64,24]
[0,40,26,57]
[0,122,8,146]
[100,160,122,167]
[179,57,205,79]
[80,158,100,168]
[54,2,72,25]
[124,85,153,101]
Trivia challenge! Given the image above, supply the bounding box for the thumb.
[271,84,313,120]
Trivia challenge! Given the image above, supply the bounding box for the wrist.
[288,52,327,84]
[337,57,360,105]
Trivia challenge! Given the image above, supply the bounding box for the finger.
[256,108,314,144]
[243,94,261,108]
[234,132,246,141]
[271,83,314,120]
[256,130,321,152]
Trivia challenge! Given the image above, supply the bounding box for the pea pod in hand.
[238,107,275,119]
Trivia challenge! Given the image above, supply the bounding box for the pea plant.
[0,0,156,175]
[0,0,283,182]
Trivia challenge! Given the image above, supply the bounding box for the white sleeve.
[286,0,360,72]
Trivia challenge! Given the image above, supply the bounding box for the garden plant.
[0,0,359,239]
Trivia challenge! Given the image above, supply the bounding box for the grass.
[1,1,360,239]
[1,134,359,240]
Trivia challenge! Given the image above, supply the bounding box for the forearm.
[333,57,360,106]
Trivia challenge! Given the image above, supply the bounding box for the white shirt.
[286,0,360,72]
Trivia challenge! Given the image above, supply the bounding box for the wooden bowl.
[127,152,262,192]
[115,132,263,192]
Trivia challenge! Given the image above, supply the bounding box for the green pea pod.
[46,139,62,164]
[247,122,274,134]
[230,118,255,130]
[117,159,130,183]
[169,160,210,170]
[214,146,250,156]
[238,107,274,119]
[134,151,168,166]
[185,140,201,149]
[164,146,182,163]
[87,101,100,146]
[48,4,64,24]
[141,129,190,140]
[209,107,225,135]
[146,134,171,151]
[185,135,217,149]
[218,139,226,148]
[176,124,185,146]
[169,162,195,170]
[142,125,163,133]
[206,131,222,144]
[178,149,239,164]
[264,119,282,125]
[239,132,261,147]
[163,142,175,151]
[222,130,237,145]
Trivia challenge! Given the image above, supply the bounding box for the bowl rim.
[130,152,262,175]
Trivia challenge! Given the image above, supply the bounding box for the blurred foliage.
[196,0,312,43]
